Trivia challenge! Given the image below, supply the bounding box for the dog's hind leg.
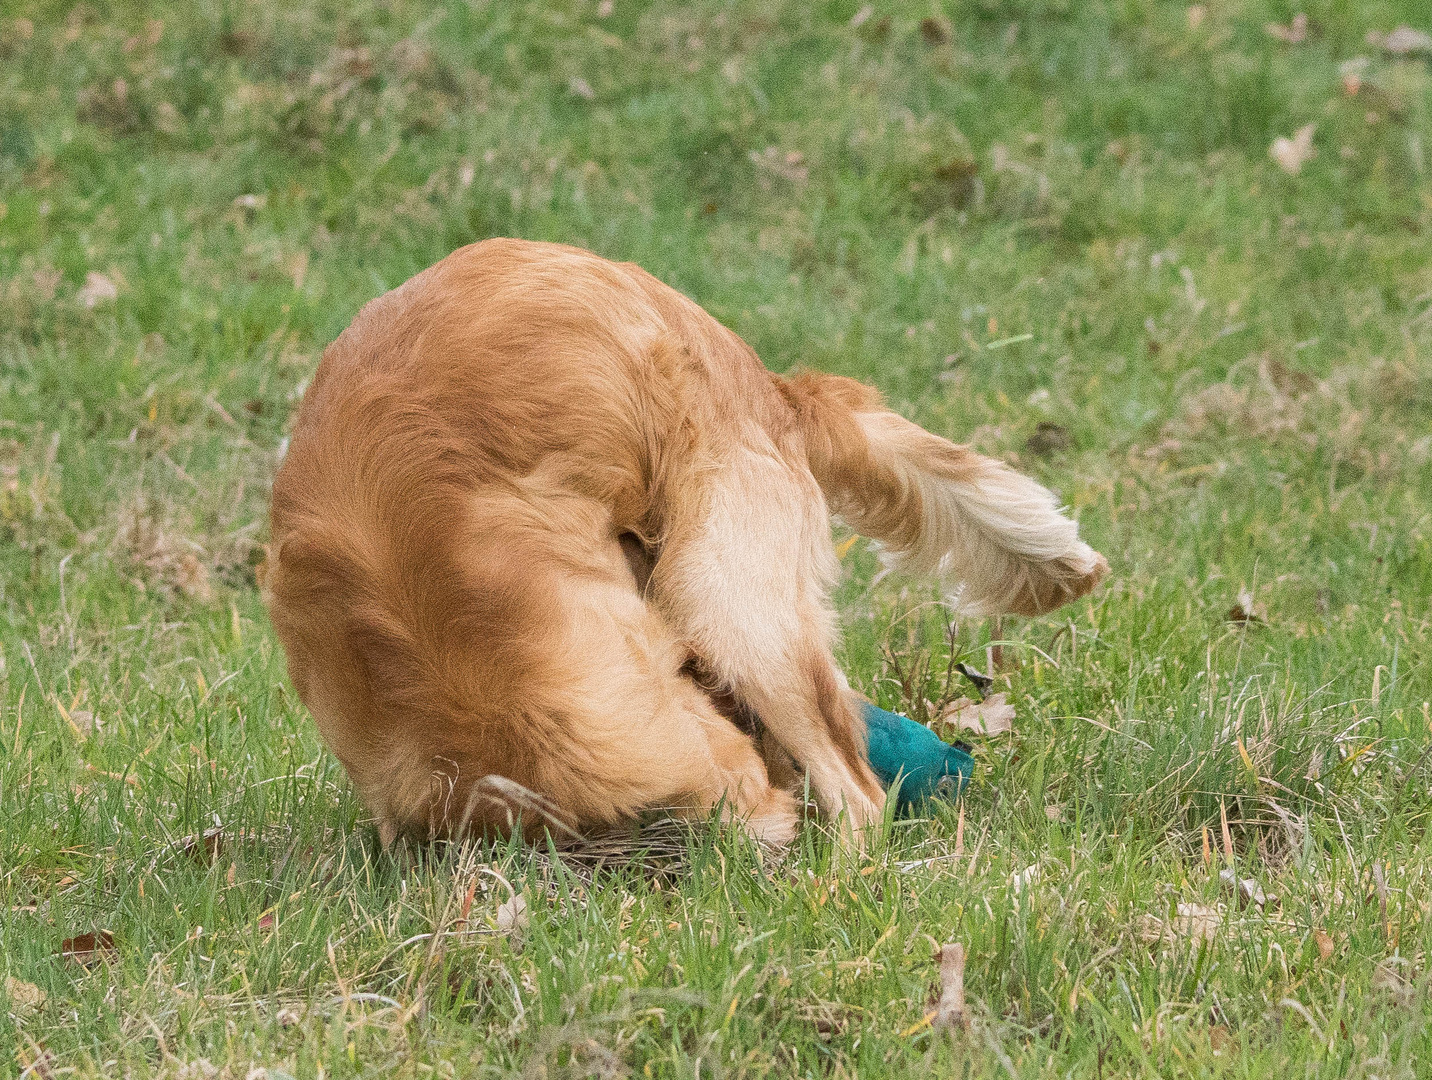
[649,447,886,841]
[498,563,799,846]
[412,487,800,847]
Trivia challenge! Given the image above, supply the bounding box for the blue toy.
[861,701,973,813]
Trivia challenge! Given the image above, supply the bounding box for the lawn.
[3,0,1432,1076]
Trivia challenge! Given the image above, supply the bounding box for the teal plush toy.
[861,701,974,813]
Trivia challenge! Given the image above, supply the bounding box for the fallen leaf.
[1219,867,1276,908]
[1174,903,1221,940]
[1263,356,1316,396]
[568,76,595,100]
[1009,865,1040,895]
[933,943,966,1031]
[1226,588,1267,625]
[168,830,221,865]
[496,893,528,934]
[256,911,276,933]
[1269,124,1316,175]
[937,692,1015,737]
[5,975,45,1017]
[1265,13,1307,43]
[1367,26,1432,56]
[1313,929,1335,961]
[919,17,951,45]
[1024,421,1071,457]
[76,272,118,308]
[219,29,258,56]
[1209,1024,1236,1054]
[954,662,993,696]
[1142,903,1221,943]
[59,930,117,967]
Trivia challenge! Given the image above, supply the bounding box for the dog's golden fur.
[264,239,1106,848]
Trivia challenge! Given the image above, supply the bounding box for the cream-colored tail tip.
[979,539,1110,618]
[1073,542,1110,582]
[1039,540,1110,613]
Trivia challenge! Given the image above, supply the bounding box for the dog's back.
[266,239,1105,845]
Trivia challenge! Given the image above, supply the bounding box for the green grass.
[3,0,1432,1075]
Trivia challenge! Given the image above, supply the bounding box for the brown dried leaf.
[1024,421,1071,457]
[1313,929,1335,961]
[1219,867,1276,908]
[1368,26,1432,56]
[1265,13,1308,43]
[919,17,951,45]
[1270,124,1316,175]
[172,826,224,864]
[58,930,117,967]
[954,662,993,696]
[1141,903,1221,943]
[83,763,138,787]
[1226,589,1267,625]
[5,975,46,1017]
[76,272,118,308]
[933,942,967,1031]
[1009,864,1041,895]
[938,692,1015,737]
[496,893,528,935]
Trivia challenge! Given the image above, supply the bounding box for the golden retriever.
[263,239,1106,848]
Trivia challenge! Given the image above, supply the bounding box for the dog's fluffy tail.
[778,371,1108,616]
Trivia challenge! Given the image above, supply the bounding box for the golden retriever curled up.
[264,239,1106,849]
